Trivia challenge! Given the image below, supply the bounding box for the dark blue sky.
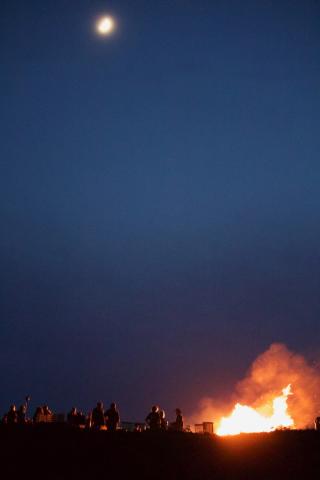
[1,0,320,420]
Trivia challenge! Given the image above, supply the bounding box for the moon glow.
[96,16,115,35]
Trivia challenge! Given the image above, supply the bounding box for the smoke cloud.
[190,343,320,430]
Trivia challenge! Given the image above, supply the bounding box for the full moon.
[96,16,115,35]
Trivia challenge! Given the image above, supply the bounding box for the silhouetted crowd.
[4,400,320,433]
[1,397,184,432]
[145,406,183,432]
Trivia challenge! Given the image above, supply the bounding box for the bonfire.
[216,384,294,436]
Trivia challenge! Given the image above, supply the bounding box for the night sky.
[1,0,320,421]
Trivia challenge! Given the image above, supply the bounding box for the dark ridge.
[1,426,320,479]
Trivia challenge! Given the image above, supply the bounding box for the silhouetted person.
[86,411,92,429]
[146,405,161,431]
[33,406,44,423]
[76,410,86,426]
[67,407,78,426]
[92,402,105,429]
[159,409,168,431]
[43,405,52,417]
[315,417,320,431]
[17,404,27,424]
[170,408,184,432]
[6,405,18,424]
[105,402,120,431]
[25,395,31,414]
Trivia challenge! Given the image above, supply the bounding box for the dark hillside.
[1,426,319,479]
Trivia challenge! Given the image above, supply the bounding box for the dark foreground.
[1,426,320,480]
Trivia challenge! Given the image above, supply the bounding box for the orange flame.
[189,344,320,434]
[216,384,294,436]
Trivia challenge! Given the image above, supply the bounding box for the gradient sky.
[1,0,320,421]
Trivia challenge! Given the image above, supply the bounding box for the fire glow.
[216,384,294,436]
[191,343,320,437]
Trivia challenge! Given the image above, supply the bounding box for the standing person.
[76,410,86,426]
[17,404,27,424]
[85,411,92,429]
[33,406,44,423]
[25,395,31,417]
[6,405,18,424]
[105,402,120,432]
[145,406,161,431]
[174,408,184,432]
[42,405,53,423]
[159,409,168,431]
[67,407,78,426]
[43,405,52,416]
[91,402,105,429]
[315,416,320,431]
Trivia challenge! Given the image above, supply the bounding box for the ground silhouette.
[0,426,319,479]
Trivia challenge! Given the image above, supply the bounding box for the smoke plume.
[190,343,320,430]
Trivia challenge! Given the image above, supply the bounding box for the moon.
[96,16,115,36]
